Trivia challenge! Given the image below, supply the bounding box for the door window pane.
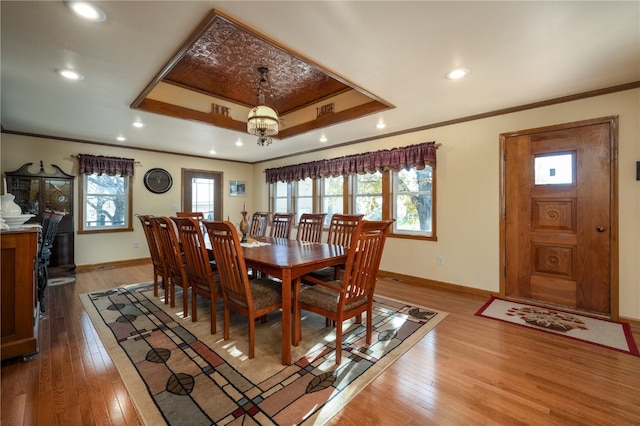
[191,177,215,220]
[534,153,574,185]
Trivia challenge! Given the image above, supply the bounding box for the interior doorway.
[181,169,223,221]
[500,116,618,318]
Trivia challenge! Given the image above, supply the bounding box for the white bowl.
[2,214,36,228]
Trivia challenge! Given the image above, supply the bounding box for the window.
[79,173,131,232]
[265,142,438,240]
[354,171,383,220]
[294,178,313,222]
[534,153,574,185]
[321,176,344,225]
[273,181,290,213]
[394,166,433,235]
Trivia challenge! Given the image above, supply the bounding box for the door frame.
[498,116,619,318]
[180,168,224,220]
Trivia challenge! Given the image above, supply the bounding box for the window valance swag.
[264,141,438,183]
[77,154,135,177]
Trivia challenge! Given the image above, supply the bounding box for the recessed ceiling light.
[56,68,84,80]
[319,135,327,143]
[66,1,106,22]
[376,122,386,129]
[209,149,217,155]
[132,122,144,128]
[446,68,470,80]
[116,136,126,142]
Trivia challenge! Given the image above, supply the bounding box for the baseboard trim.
[378,270,497,299]
[75,258,151,271]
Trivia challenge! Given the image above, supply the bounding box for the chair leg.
[335,322,342,364]
[191,292,198,322]
[248,315,256,359]
[366,309,372,344]
[153,274,159,297]
[223,305,230,341]
[292,279,301,346]
[210,297,217,335]
[183,284,189,317]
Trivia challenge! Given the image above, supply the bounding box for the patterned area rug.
[476,296,639,356]
[80,283,447,425]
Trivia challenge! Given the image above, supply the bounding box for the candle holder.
[239,209,249,243]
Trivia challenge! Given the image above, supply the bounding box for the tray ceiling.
[132,10,392,140]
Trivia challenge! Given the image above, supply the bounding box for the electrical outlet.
[437,256,444,266]
[133,241,139,248]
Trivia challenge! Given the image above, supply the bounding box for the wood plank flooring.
[2,262,639,425]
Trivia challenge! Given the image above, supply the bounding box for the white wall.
[254,89,640,321]
[0,136,254,266]
[2,89,638,320]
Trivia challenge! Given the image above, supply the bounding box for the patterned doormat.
[476,296,639,356]
[80,283,447,425]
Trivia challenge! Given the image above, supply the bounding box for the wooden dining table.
[240,236,347,365]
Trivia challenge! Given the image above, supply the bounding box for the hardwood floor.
[2,262,639,425]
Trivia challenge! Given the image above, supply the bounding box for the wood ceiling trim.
[131,8,393,135]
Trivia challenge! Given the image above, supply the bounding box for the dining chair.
[150,216,189,314]
[171,216,222,334]
[293,219,393,364]
[308,213,364,281]
[249,212,269,237]
[202,220,282,359]
[38,210,64,312]
[137,214,167,301]
[270,213,294,239]
[296,213,327,243]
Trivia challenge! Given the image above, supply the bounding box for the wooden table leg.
[281,269,291,365]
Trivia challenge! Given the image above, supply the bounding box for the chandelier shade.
[247,67,279,146]
[247,105,279,136]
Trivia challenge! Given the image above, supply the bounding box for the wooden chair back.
[150,216,188,313]
[270,213,294,239]
[341,220,393,305]
[176,211,205,220]
[249,212,269,236]
[203,221,253,314]
[172,216,220,334]
[326,214,364,248]
[136,214,166,299]
[296,213,327,243]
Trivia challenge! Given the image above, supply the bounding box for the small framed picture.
[229,180,246,196]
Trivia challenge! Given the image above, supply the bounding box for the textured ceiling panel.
[133,9,389,135]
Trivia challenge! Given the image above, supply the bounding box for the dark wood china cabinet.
[5,161,75,275]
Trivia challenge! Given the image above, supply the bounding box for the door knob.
[596,225,606,232]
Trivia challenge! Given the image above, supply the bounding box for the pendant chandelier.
[247,67,279,146]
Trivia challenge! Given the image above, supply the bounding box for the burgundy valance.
[78,154,135,177]
[265,141,437,183]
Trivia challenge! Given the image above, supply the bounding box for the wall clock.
[143,168,173,194]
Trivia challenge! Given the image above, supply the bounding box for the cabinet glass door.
[45,179,72,214]
[11,178,40,215]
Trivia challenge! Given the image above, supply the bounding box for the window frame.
[78,172,133,234]
[268,167,437,241]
